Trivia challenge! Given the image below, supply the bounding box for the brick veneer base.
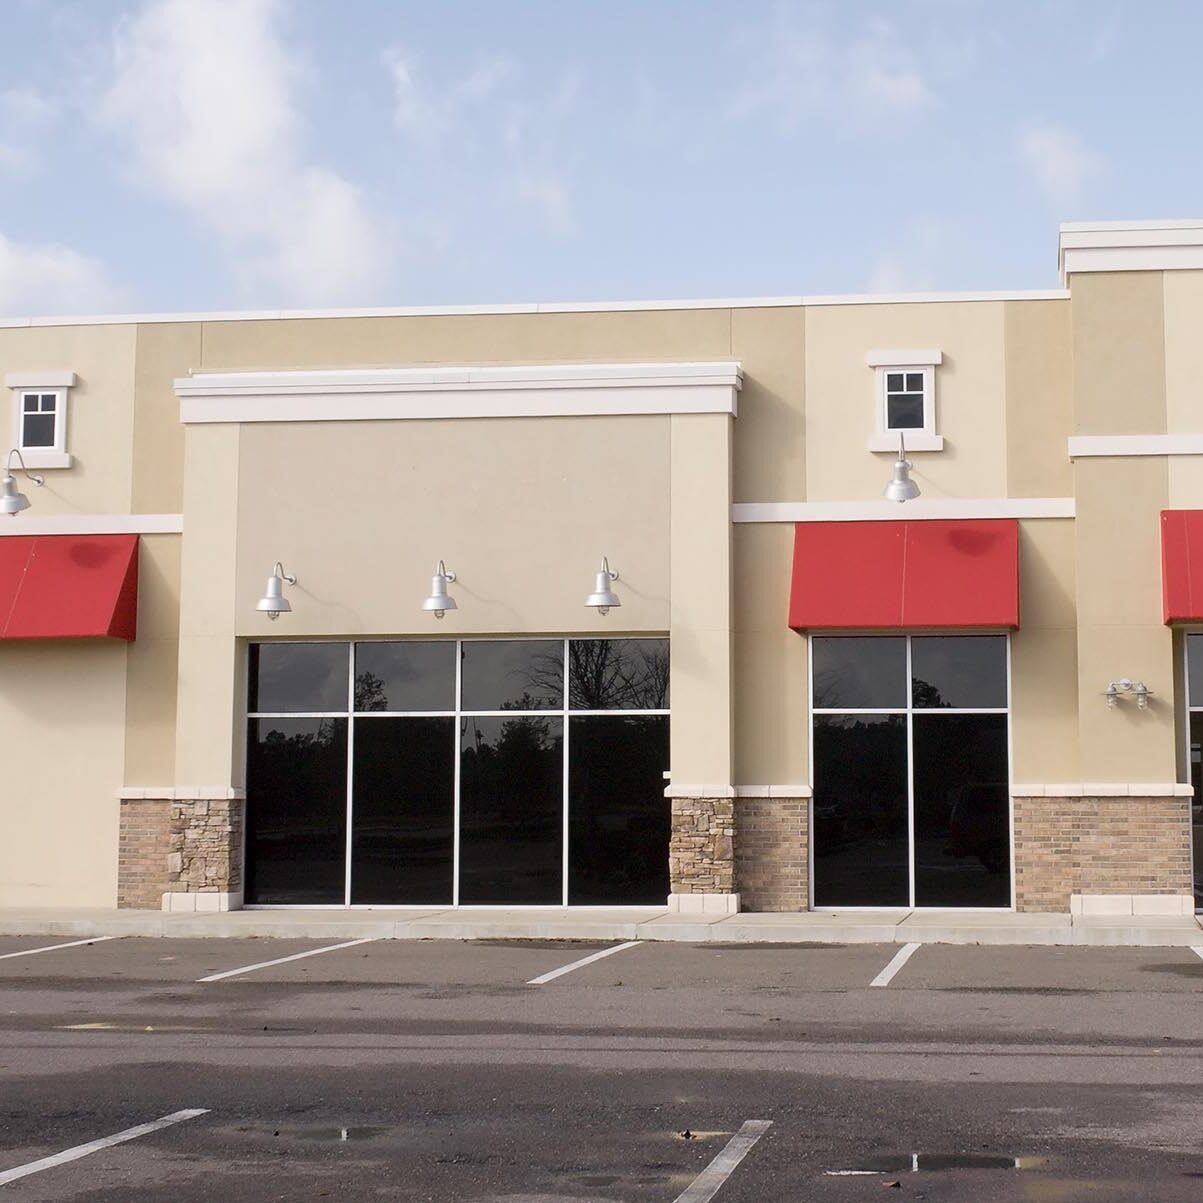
[118,794,244,909]
[734,796,809,911]
[669,796,734,894]
[1014,793,1193,912]
[117,798,172,909]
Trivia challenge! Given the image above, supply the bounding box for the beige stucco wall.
[1011,519,1078,782]
[803,301,1008,501]
[0,323,138,514]
[1161,271,1203,507]
[732,522,806,784]
[1069,272,1177,781]
[0,642,126,906]
[1004,300,1073,498]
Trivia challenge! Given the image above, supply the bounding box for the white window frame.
[866,350,943,452]
[4,371,75,469]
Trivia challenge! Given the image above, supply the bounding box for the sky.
[0,0,1197,317]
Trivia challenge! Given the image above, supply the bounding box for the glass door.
[811,634,1011,909]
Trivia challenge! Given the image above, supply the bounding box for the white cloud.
[1018,124,1104,207]
[514,171,575,239]
[0,87,58,176]
[0,231,126,317]
[383,46,578,240]
[731,8,932,129]
[100,0,392,306]
[864,218,961,293]
[384,48,514,145]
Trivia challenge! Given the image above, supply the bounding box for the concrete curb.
[0,909,1199,947]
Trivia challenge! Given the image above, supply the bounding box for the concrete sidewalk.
[0,907,1200,946]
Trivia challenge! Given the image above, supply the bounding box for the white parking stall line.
[527,940,643,985]
[0,936,118,961]
[869,942,921,988]
[0,1108,209,1186]
[673,1119,773,1203]
[197,937,379,982]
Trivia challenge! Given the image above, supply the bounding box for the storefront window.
[1184,634,1203,908]
[811,634,1010,909]
[245,638,670,906]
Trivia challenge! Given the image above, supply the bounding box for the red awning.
[789,519,1019,630]
[0,535,138,640]
[1160,510,1203,622]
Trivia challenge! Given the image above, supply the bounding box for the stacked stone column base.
[668,786,812,913]
[117,787,245,911]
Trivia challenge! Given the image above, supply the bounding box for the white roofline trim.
[1059,219,1203,280]
[0,514,182,536]
[0,289,1071,330]
[733,498,1074,523]
[1069,434,1203,458]
[176,361,743,424]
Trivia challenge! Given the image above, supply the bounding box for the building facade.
[2,219,1203,918]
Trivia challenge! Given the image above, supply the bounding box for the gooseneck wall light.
[256,562,297,620]
[584,557,621,615]
[1,449,45,516]
[883,432,921,503]
[421,561,458,618]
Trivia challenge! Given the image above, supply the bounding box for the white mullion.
[344,642,355,906]
[562,639,570,908]
[906,635,916,910]
[452,640,462,907]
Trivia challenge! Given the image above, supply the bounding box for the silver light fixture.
[1103,678,1154,710]
[883,432,921,503]
[256,562,296,620]
[584,557,621,615]
[1,449,45,516]
[421,561,458,618]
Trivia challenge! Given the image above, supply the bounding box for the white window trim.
[866,351,943,453]
[4,371,75,469]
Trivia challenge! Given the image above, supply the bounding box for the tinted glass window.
[568,639,669,710]
[354,642,454,712]
[811,714,909,907]
[458,715,563,903]
[249,643,348,713]
[245,718,347,904]
[1189,635,1203,707]
[811,637,906,709]
[460,640,563,711]
[911,636,1007,709]
[351,717,454,904]
[912,713,1010,906]
[569,716,670,904]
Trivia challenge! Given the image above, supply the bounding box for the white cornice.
[1059,220,1203,281]
[176,362,743,424]
[0,514,182,536]
[732,498,1074,523]
[1069,434,1203,458]
[0,289,1071,331]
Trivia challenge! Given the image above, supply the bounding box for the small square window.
[5,374,74,468]
[866,352,943,452]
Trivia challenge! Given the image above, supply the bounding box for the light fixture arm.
[436,559,456,584]
[5,448,45,487]
[272,561,297,586]
[599,556,617,583]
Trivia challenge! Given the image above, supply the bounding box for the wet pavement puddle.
[825,1152,1044,1175]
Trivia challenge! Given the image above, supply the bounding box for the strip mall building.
[4,219,1203,918]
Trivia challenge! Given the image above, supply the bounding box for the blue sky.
[0,0,1197,316]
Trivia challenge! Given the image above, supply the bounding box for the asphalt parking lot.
[1,935,1203,1200]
